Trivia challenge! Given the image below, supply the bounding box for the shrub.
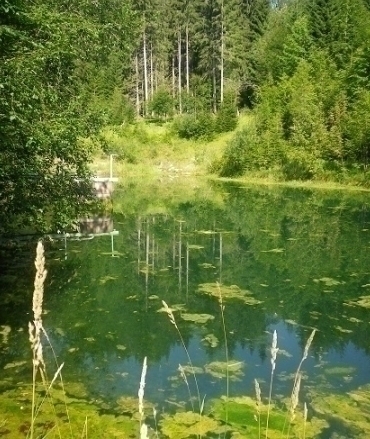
[218,128,251,177]
[148,89,174,119]
[281,150,317,180]
[215,94,238,133]
[172,113,215,140]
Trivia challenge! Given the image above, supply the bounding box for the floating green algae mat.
[346,295,370,309]
[197,283,262,305]
[210,395,328,439]
[202,333,219,347]
[159,411,226,438]
[310,384,370,438]
[0,385,137,438]
[180,313,215,324]
[204,361,244,381]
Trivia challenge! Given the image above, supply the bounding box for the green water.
[1,180,370,438]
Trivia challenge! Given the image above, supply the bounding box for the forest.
[1,0,370,232]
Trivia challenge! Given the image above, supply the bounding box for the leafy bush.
[172,113,215,140]
[148,89,174,119]
[281,150,317,180]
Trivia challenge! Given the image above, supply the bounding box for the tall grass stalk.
[28,241,73,439]
[281,329,316,438]
[28,240,47,439]
[152,407,159,438]
[217,282,229,424]
[162,300,202,413]
[265,329,278,439]
[286,373,301,438]
[138,356,149,439]
[81,416,88,438]
[254,378,262,438]
[179,364,195,412]
[303,402,308,439]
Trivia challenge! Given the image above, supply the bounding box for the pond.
[1,179,370,438]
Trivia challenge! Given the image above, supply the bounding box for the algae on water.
[346,295,370,309]
[205,361,244,381]
[202,333,219,347]
[310,384,370,438]
[211,395,328,439]
[197,283,262,305]
[159,411,225,439]
[180,313,215,324]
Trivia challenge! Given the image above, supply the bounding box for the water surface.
[1,180,370,437]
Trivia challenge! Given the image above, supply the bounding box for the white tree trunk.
[220,0,224,104]
[143,29,148,115]
[135,54,140,116]
[186,24,189,95]
[178,30,182,114]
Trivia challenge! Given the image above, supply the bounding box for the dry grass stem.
[216,282,229,423]
[178,364,194,412]
[303,329,316,361]
[290,373,301,422]
[161,300,176,326]
[266,330,278,439]
[29,240,48,439]
[162,300,202,413]
[254,379,262,438]
[140,423,149,439]
[270,329,278,372]
[303,402,308,439]
[138,356,148,423]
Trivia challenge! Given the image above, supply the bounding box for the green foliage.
[0,0,137,233]
[215,93,238,133]
[148,88,174,119]
[109,88,136,125]
[172,113,215,140]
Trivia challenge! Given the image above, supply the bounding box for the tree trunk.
[143,29,148,116]
[135,54,140,116]
[220,0,224,104]
[178,30,182,114]
[186,23,189,95]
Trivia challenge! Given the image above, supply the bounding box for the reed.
[217,282,230,424]
[265,329,278,438]
[138,356,148,437]
[281,329,316,438]
[28,240,47,439]
[178,363,195,412]
[254,378,262,438]
[28,240,72,439]
[161,300,202,414]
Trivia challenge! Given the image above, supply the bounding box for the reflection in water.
[1,182,370,435]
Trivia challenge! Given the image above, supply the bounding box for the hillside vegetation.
[2,0,370,232]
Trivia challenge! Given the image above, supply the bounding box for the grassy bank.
[90,114,250,182]
[90,114,370,192]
